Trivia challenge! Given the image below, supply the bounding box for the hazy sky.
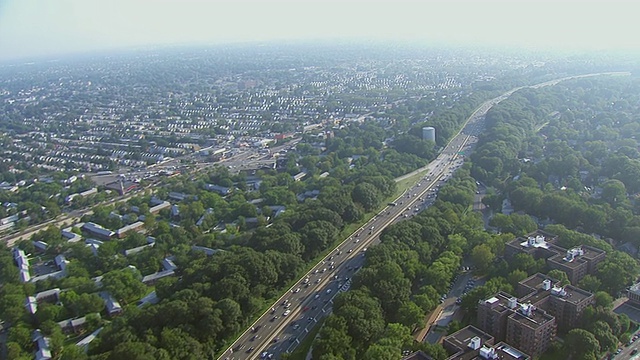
[0,0,638,61]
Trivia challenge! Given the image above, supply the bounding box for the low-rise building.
[13,248,31,282]
[35,288,61,303]
[149,201,171,214]
[57,313,100,334]
[191,245,222,256]
[204,183,231,195]
[115,221,144,239]
[81,222,115,240]
[99,292,122,317]
[32,329,52,360]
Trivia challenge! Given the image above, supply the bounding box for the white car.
[293,288,300,293]
[283,309,291,316]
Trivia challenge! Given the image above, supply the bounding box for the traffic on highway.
[219,110,485,360]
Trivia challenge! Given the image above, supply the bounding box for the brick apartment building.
[504,230,606,284]
[442,325,530,360]
[476,273,594,357]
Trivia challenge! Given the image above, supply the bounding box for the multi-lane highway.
[219,114,482,360]
[218,73,635,359]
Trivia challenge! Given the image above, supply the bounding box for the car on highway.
[283,309,291,316]
[326,289,332,294]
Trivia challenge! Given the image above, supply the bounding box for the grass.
[286,317,326,360]
[394,168,430,198]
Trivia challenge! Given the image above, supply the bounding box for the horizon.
[1,0,639,63]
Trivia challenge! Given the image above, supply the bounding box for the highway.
[219,113,482,360]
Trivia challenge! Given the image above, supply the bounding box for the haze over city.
[1,0,639,61]
[4,1,640,360]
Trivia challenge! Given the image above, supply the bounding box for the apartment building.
[477,273,594,357]
[504,230,606,284]
[517,273,594,331]
[443,325,530,360]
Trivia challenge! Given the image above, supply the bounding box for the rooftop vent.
[468,336,482,350]
[508,297,518,309]
[564,247,584,262]
[479,346,499,360]
[551,286,567,297]
[542,279,552,291]
[518,303,536,317]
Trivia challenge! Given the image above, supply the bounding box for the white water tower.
[422,126,436,142]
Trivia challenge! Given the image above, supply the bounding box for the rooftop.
[520,273,557,292]
[444,326,494,360]
[508,305,554,330]
[481,292,517,313]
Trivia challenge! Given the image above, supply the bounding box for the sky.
[0,0,639,61]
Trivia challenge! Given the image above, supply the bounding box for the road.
[218,72,635,360]
[220,117,479,360]
[0,188,156,247]
[0,140,301,248]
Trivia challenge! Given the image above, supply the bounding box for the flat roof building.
[149,201,171,214]
[505,304,555,357]
[505,230,605,285]
[115,221,144,239]
[443,325,530,360]
[81,222,115,241]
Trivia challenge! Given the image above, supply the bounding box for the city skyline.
[1,0,639,62]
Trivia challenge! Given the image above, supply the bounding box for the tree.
[597,251,639,295]
[59,345,89,360]
[565,329,600,360]
[102,268,147,304]
[352,182,382,211]
[547,269,570,286]
[108,341,171,360]
[312,315,356,360]
[601,179,628,207]
[594,291,613,309]
[588,321,618,353]
[159,327,205,360]
[507,270,528,288]
[396,301,425,330]
[579,275,602,293]
[470,244,494,273]
[363,344,401,360]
